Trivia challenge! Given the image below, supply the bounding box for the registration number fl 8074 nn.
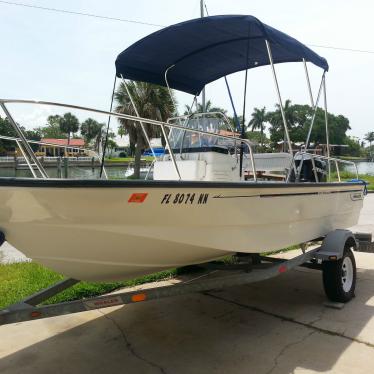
[161,193,209,205]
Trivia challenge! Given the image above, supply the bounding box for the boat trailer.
[0,229,372,326]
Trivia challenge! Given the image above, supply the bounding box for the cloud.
[8,106,54,130]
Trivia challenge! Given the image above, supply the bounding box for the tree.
[365,131,374,159]
[365,132,374,148]
[266,101,351,150]
[344,136,361,157]
[58,113,79,144]
[0,116,17,154]
[248,107,267,149]
[228,115,243,132]
[245,130,269,148]
[80,118,105,152]
[106,139,118,156]
[267,99,298,150]
[115,81,175,178]
[118,126,126,138]
[0,116,41,154]
[184,100,227,115]
[23,129,42,152]
[37,115,66,138]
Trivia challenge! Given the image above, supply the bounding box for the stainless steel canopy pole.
[303,59,314,107]
[305,74,324,150]
[15,139,37,178]
[322,75,331,181]
[163,66,183,180]
[164,65,178,114]
[224,77,240,131]
[298,73,324,181]
[200,0,206,112]
[123,78,181,180]
[121,78,157,160]
[0,102,48,178]
[265,40,293,157]
[99,74,116,179]
[160,124,181,180]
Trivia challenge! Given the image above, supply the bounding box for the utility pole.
[200,0,206,112]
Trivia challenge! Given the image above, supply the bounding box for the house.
[39,138,86,157]
[108,135,130,157]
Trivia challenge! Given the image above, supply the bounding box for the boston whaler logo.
[161,193,209,205]
[350,192,364,201]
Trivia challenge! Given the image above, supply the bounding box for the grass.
[261,244,301,256]
[330,171,374,191]
[0,262,185,309]
[339,156,368,161]
[0,247,300,309]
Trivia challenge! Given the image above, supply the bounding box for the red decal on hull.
[128,193,148,203]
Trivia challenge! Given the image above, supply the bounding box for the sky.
[1,0,374,142]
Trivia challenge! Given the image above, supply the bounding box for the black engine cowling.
[290,155,327,182]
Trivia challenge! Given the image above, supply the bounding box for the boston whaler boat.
[0,15,365,283]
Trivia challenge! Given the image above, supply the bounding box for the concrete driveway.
[1,196,373,374]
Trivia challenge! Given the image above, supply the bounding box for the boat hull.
[0,179,365,281]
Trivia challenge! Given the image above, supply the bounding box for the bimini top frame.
[115,15,328,95]
[115,14,330,164]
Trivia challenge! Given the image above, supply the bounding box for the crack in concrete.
[204,292,374,349]
[308,307,326,326]
[211,309,235,320]
[97,310,167,374]
[265,330,316,374]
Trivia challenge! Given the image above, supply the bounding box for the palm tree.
[365,131,374,160]
[249,107,267,149]
[80,118,105,152]
[118,126,126,138]
[365,131,374,148]
[115,81,175,178]
[184,100,227,115]
[58,112,80,145]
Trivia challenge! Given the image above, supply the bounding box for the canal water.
[0,161,373,179]
[0,166,134,179]
[353,161,374,175]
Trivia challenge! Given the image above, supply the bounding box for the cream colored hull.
[0,180,364,281]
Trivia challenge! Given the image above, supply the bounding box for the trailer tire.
[322,246,356,303]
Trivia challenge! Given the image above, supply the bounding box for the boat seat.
[245,152,293,172]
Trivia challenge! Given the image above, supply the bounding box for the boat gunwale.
[0,177,365,189]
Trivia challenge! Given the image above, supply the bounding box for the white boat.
[0,15,365,281]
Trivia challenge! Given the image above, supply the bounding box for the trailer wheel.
[322,246,356,302]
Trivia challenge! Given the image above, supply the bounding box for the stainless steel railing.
[0,98,360,183]
[0,134,107,178]
[0,99,258,181]
[293,151,359,182]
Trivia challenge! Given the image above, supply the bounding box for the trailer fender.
[315,229,357,261]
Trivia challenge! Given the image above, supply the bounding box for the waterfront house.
[39,138,86,157]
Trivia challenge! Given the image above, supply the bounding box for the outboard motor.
[291,154,327,182]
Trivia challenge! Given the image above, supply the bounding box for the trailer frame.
[0,229,371,326]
